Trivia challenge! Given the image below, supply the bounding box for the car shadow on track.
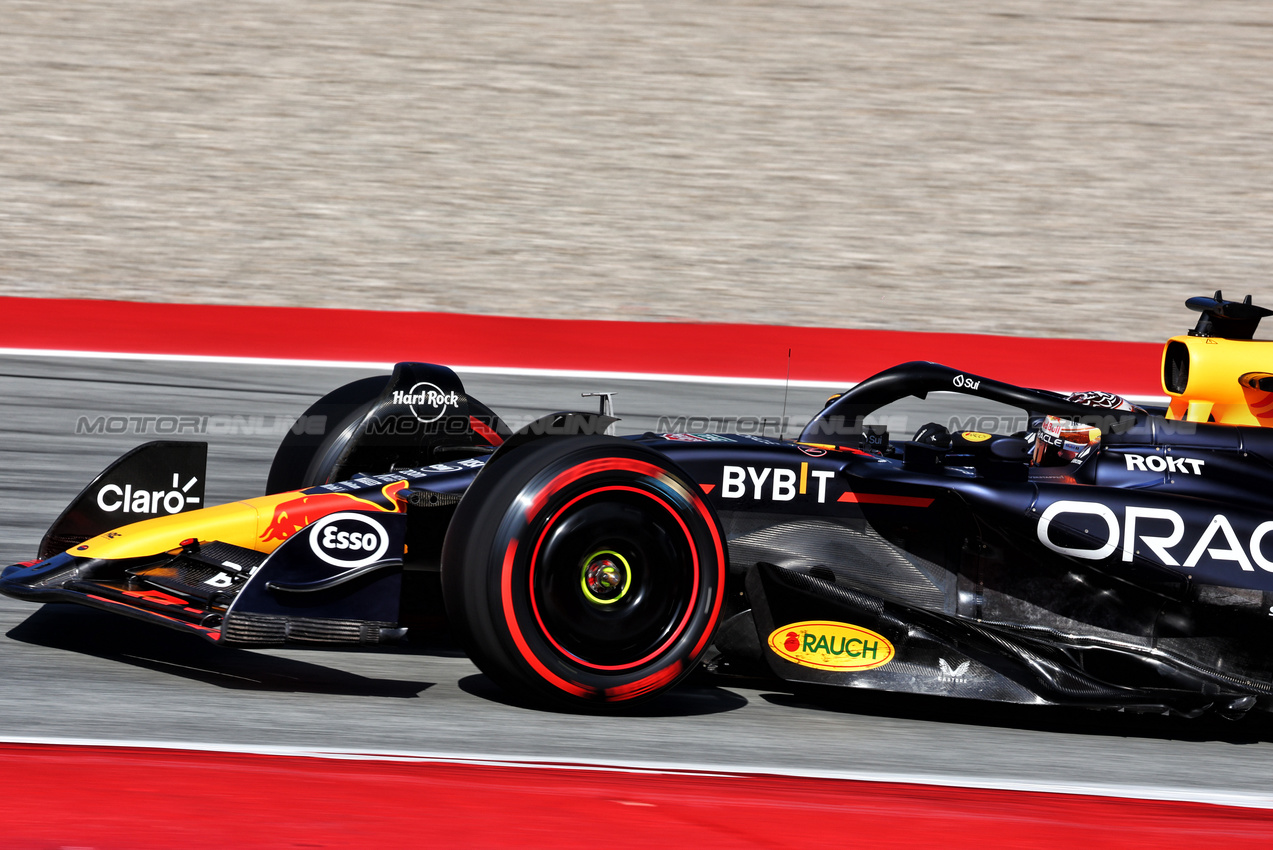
[457,673,750,717]
[7,603,432,699]
[755,685,1273,745]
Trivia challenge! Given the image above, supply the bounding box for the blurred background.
[3,0,1272,340]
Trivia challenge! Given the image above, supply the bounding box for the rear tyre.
[441,436,727,710]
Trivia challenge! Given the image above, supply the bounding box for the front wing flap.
[1,510,408,647]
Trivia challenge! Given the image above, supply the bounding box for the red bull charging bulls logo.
[259,480,407,545]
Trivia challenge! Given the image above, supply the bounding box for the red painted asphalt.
[0,296,1166,395]
[0,743,1268,849]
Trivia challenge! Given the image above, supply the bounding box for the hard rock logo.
[392,382,459,424]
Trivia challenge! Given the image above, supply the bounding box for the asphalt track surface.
[3,353,1273,805]
[6,1,1273,340]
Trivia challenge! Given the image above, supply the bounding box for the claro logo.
[97,474,200,515]
[1037,499,1273,572]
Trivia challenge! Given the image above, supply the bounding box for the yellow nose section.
[65,482,409,561]
[69,500,268,560]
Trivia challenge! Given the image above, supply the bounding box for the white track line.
[0,346,845,388]
[0,346,1171,402]
[1,734,1266,810]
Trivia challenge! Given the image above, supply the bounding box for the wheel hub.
[580,550,632,605]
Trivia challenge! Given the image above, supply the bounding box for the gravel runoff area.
[3,1,1272,341]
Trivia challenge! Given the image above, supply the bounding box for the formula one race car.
[7,293,1273,718]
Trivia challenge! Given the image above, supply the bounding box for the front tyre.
[441,436,727,710]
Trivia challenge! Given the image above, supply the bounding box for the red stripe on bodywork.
[469,416,503,446]
[838,492,935,508]
[85,595,220,637]
[121,589,189,607]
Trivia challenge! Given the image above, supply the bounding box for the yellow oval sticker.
[767,621,895,671]
[961,431,992,442]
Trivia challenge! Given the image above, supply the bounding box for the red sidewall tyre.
[442,437,727,709]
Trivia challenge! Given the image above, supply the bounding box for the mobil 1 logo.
[308,512,391,568]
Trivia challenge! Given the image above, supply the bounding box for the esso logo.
[309,512,390,568]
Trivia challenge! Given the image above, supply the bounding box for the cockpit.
[797,292,1273,490]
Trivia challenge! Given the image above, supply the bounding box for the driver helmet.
[1031,390,1136,467]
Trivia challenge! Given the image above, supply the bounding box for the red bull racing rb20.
[7,293,1273,718]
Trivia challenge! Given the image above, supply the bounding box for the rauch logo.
[767,621,895,671]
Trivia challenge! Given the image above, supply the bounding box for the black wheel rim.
[529,485,698,670]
